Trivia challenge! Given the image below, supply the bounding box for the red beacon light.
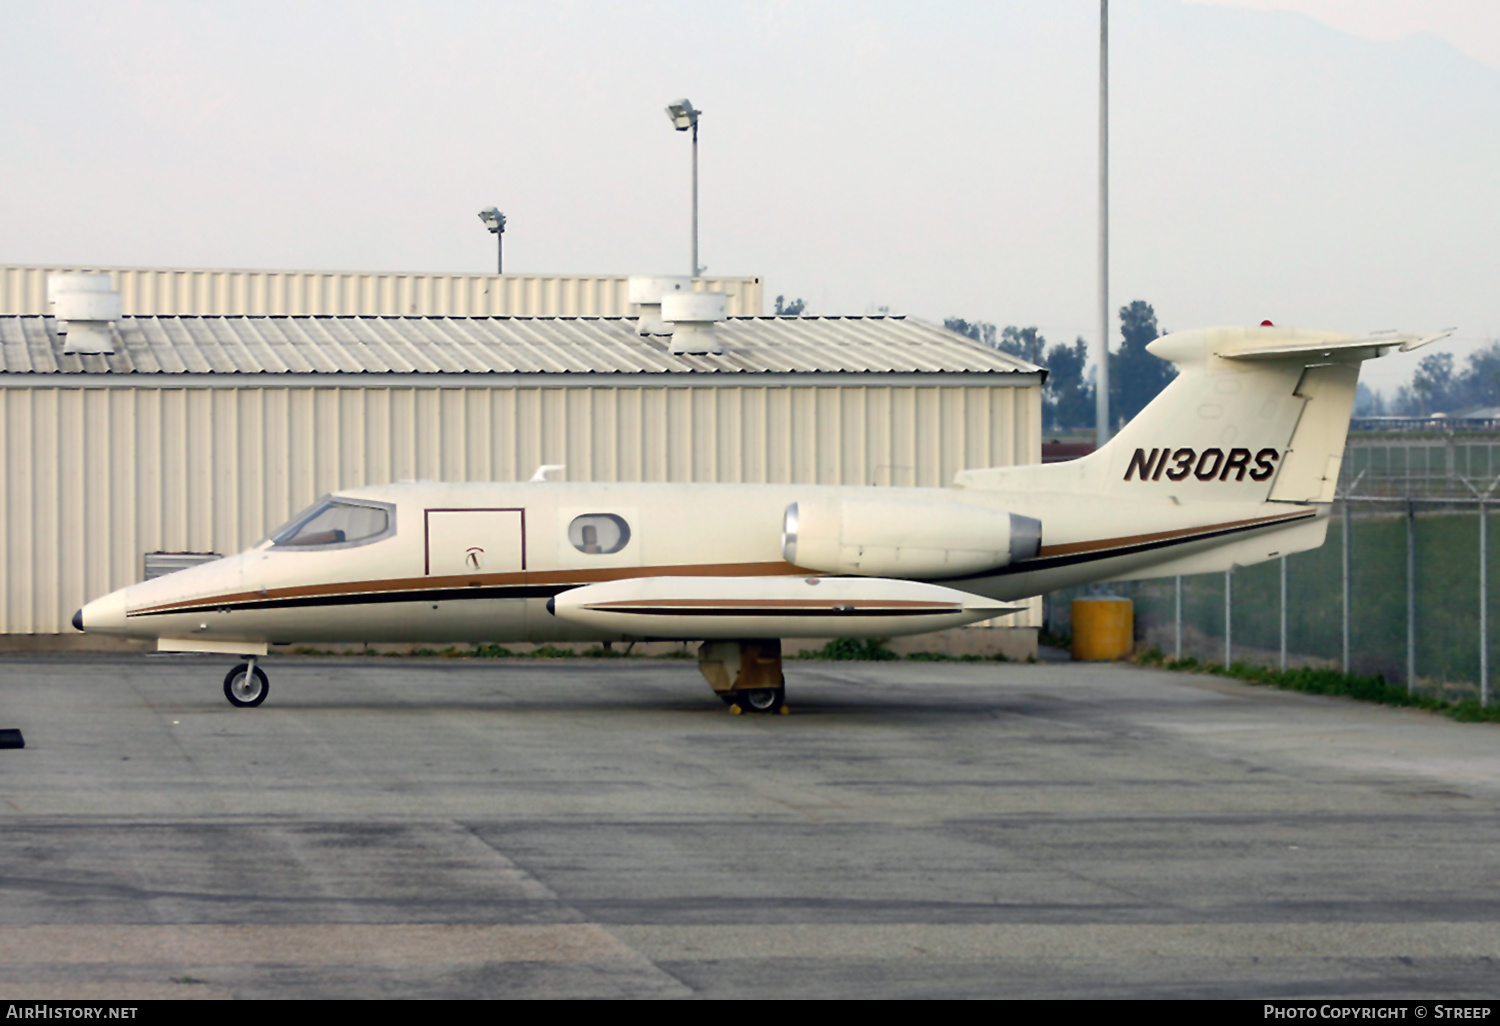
[1260,320,1274,326]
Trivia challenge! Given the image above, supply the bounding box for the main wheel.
[223,663,269,708]
[735,687,785,714]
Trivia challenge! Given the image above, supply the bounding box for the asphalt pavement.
[1,653,1497,999]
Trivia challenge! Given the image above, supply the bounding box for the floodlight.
[478,207,507,273]
[478,207,506,234]
[665,99,699,131]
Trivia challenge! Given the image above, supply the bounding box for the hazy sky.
[2,0,1496,395]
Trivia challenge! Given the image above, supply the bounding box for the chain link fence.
[1044,430,1500,706]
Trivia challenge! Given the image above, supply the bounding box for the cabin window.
[568,513,631,555]
[271,498,394,549]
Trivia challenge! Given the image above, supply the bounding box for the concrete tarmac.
[1,654,1498,999]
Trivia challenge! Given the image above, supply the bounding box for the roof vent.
[629,275,692,336]
[662,292,727,355]
[49,273,122,355]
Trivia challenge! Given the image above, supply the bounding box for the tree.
[1410,352,1455,416]
[1389,344,1500,416]
[943,317,997,349]
[999,325,1045,365]
[943,319,1052,364]
[774,295,806,316]
[1354,383,1387,417]
[1109,300,1176,427]
[1042,337,1095,431]
[946,317,1095,430]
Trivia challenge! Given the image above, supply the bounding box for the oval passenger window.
[568,514,631,555]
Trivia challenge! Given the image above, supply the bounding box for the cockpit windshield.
[270,498,394,549]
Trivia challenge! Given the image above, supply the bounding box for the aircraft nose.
[76,590,129,633]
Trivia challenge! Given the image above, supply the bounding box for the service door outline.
[424,508,526,576]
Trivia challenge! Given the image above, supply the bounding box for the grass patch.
[1136,646,1500,724]
[1037,629,1072,650]
[801,638,900,661]
[905,650,1004,663]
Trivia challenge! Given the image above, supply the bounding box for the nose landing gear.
[223,659,269,708]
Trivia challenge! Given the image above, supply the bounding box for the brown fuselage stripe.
[586,599,956,609]
[585,605,962,617]
[1035,510,1310,558]
[582,599,961,616]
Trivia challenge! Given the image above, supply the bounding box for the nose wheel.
[223,661,269,708]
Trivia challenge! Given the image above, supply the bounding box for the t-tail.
[956,323,1451,583]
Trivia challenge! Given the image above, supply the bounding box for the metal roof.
[0,315,1040,378]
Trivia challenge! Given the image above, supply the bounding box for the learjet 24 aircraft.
[74,323,1446,712]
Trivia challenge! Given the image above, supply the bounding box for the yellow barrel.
[1071,597,1134,661]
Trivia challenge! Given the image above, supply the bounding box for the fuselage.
[77,476,1322,649]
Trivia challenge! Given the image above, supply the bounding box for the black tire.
[223,663,269,708]
[735,687,785,714]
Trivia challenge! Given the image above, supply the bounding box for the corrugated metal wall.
[0,265,762,317]
[0,383,1039,634]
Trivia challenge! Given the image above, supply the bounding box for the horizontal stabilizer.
[1220,328,1454,362]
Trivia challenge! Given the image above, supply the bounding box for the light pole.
[665,98,701,279]
[1096,0,1111,447]
[478,207,506,274]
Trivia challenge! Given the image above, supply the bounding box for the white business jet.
[75,323,1446,712]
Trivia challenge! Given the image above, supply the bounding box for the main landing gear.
[223,658,269,708]
[697,640,787,714]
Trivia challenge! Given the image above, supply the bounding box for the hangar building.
[0,266,1043,648]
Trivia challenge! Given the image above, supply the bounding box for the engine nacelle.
[782,498,1041,579]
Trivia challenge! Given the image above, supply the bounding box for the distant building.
[0,263,763,318]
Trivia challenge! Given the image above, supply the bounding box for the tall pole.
[691,121,699,279]
[1481,500,1489,706]
[497,232,503,275]
[1174,575,1182,661]
[1096,0,1111,447]
[1279,555,1288,672]
[1224,568,1232,668]
[666,100,702,278]
[1407,500,1417,693]
[1341,500,1351,674]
